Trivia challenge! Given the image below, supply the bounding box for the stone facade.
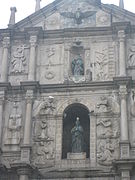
[0,0,135,179]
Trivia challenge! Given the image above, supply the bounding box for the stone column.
[119,85,128,141]
[90,113,96,166]
[21,90,33,162]
[119,85,129,158]
[19,175,29,180]
[118,30,126,76]
[121,170,130,180]
[28,36,37,81]
[55,115,63,163]
[17,167,30,180]
[0,91,5,145]
[1,37,10,82]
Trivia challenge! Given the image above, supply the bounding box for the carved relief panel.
[44,12,61,30]
[4,101,23,146]
[127,44,135,67]
[0,46,2,79]
[127,40,135,80]
[9,44,29,85]
[91,42,116,81]
[10,45,29,74]
[38,44,64,84]
[96,10,111,27]
[32,97,56,166]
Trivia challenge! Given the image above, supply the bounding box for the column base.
[113,159,135,180]
[21,145,31,163]
[120,141,130,158]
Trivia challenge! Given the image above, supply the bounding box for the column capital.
[25,90,33,104]
[0,91,5,104]
[29,35,37,47]
[118,30,126,38]
[119,85,128,99]
[2,37,10,48]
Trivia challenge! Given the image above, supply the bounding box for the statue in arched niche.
[71,54,84,76]
[71,117,84,153]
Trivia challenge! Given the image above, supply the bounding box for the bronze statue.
[72,54,84,76]
[71,117,84,153]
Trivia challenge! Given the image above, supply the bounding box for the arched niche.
[70,46,85,76]
[62,103,90,159]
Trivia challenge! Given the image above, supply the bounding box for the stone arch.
[62,103,90,159]
[56,98,92,116]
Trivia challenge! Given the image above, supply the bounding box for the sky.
[0,0,134,29]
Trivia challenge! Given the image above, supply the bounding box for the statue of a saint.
[72,55,84,76]
[71,117,84,153]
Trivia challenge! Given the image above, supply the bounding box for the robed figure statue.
[71,117,84,153]
[71,54,84,76]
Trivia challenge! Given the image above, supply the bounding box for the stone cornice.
[0,79,134,94]
[0,24,135,41]
[113,159,135,171]
[0,83,11,91]
[113,76,132,87]
[20,81,39,91]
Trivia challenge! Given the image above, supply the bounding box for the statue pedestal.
[67,152,86,160]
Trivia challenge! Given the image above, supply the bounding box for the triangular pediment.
[12,0,135,31]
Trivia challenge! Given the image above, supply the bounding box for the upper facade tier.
[0,0,135,85]
[9,0,135,30]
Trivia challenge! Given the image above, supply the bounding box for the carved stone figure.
[97,138,115,166]
[96,96,110,113]
[11,46,26,74]
[72,54,84,76]
[6,102,22,145]
[35,96,55,116]
[38,120,48,140]
[32,138,54,165]
[107,92,120,114]
[71,117,84,153]
[61,8,96,24]
[96,93,120,114]
[128,45,135,66]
